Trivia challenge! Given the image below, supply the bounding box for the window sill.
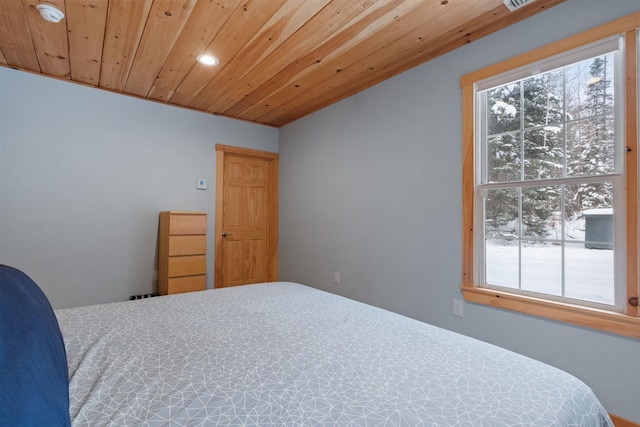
[462,286,640,339]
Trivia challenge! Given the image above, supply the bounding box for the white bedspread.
[56,282,613,426]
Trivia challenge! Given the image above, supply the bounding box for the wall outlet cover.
[453,299,464,317]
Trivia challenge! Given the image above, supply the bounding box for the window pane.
[563,182,614,306]
[523,127,564,180]
[524,69,564,127]
[488,132,521,182]
[566,117,615,177]
[485,188,519,237]
[521,243,562,296]
[565,54,615,121]
[487,83,521,134]
[521,186,560,239]
[485,238,519,289]
[564,182,613,222]
[565,242,614,305]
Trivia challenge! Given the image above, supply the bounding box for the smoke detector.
[36,4,65,23]
[502,0,537,12]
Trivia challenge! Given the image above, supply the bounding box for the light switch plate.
[197,179,207,190]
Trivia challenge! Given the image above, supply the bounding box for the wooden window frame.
[461,13,640,339]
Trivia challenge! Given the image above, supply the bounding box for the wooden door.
[214,145,278,288]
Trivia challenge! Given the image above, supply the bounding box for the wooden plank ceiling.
[0,0,564,127]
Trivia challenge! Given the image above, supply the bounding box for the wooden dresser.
[158,211,207,295]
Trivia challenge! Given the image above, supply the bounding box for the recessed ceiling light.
[196,54,219,66]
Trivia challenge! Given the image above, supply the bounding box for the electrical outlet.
[453,299,464,317]
[334,272,341,285]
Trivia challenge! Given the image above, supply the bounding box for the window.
[479,43,623,308]
[461,13,639,338]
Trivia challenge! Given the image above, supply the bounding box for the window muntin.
[475,47,624,310]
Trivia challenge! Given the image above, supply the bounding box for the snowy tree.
[485,74,564,238]
[565,55,614,216]
[484,54,614,238]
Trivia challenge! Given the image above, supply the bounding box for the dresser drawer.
[166,275,206,294]
[168,235,206,256]
[168,255,206,278]
[169,213,207,235]
[158,211,208,296]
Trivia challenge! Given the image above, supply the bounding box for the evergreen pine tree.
[565,56,614,216]
[485,54,614,239]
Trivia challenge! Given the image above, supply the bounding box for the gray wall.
[279,0,640,422]
[0,68,278,309]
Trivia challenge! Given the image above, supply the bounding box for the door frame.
[214,144,279,288]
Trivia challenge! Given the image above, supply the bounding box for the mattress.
[56,282,613,426]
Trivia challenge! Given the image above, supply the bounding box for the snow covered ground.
[483,212,617,306]
[485,240,614,305]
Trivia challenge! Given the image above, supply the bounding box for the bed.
[1,266,614,426]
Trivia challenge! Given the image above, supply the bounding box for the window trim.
[461,13,640,339]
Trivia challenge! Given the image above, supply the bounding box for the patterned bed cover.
[56,282,613,426]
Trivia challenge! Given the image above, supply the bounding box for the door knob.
[222,232,228,237]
